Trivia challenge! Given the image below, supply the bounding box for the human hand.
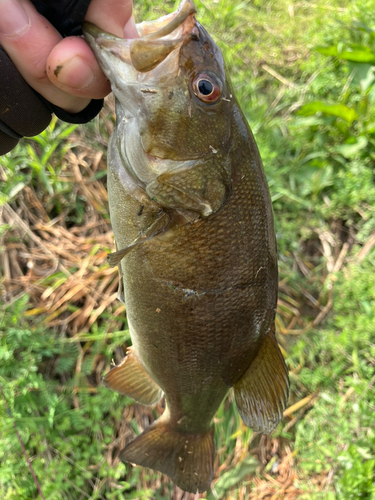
[0,0,138,154]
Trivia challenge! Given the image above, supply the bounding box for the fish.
[83,0,289,493]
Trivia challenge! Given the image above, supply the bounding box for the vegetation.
[1,0,375,498]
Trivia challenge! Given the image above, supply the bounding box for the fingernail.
[123,15,139,39]
[54,56,95,89]
[0,0,30,36]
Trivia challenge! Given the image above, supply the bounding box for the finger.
[46,36,111,99]
[46,0,138,99]
[85,0,138,38]
[0,0,90,113]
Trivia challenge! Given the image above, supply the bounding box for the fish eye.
[192,73,221,103]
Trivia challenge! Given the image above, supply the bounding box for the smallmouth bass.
[83,0,289,493]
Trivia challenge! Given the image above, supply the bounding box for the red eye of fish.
[192,73,221,103]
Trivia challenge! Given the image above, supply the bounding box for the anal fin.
[120,415,214,493]
[103,347,163,406]
[234,329,289,433]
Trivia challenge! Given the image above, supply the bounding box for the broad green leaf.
[298,101,358,123]
[290,116,326,127]
[316,45,339,56]
[339,50,375,63]
[316,45,375,63]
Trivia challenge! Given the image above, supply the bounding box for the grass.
[1,0,375,498]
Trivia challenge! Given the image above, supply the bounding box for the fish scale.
[83,0,289,493]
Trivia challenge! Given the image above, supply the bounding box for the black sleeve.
[0,0,104,155]
[31,0,92,37]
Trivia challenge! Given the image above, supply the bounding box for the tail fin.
[120,416,214,493]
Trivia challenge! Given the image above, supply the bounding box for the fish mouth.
[83,0,197,73]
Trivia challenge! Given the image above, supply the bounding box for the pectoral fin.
[108,212,170,267]
[104,347,163,406]
[233,330,289,434]
[146,157,230,217]
[146,178,214,216]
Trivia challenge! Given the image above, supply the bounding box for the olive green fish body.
[84,1,288,492]
[109,105,276,425]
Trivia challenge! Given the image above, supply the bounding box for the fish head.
[83,0,233,216]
